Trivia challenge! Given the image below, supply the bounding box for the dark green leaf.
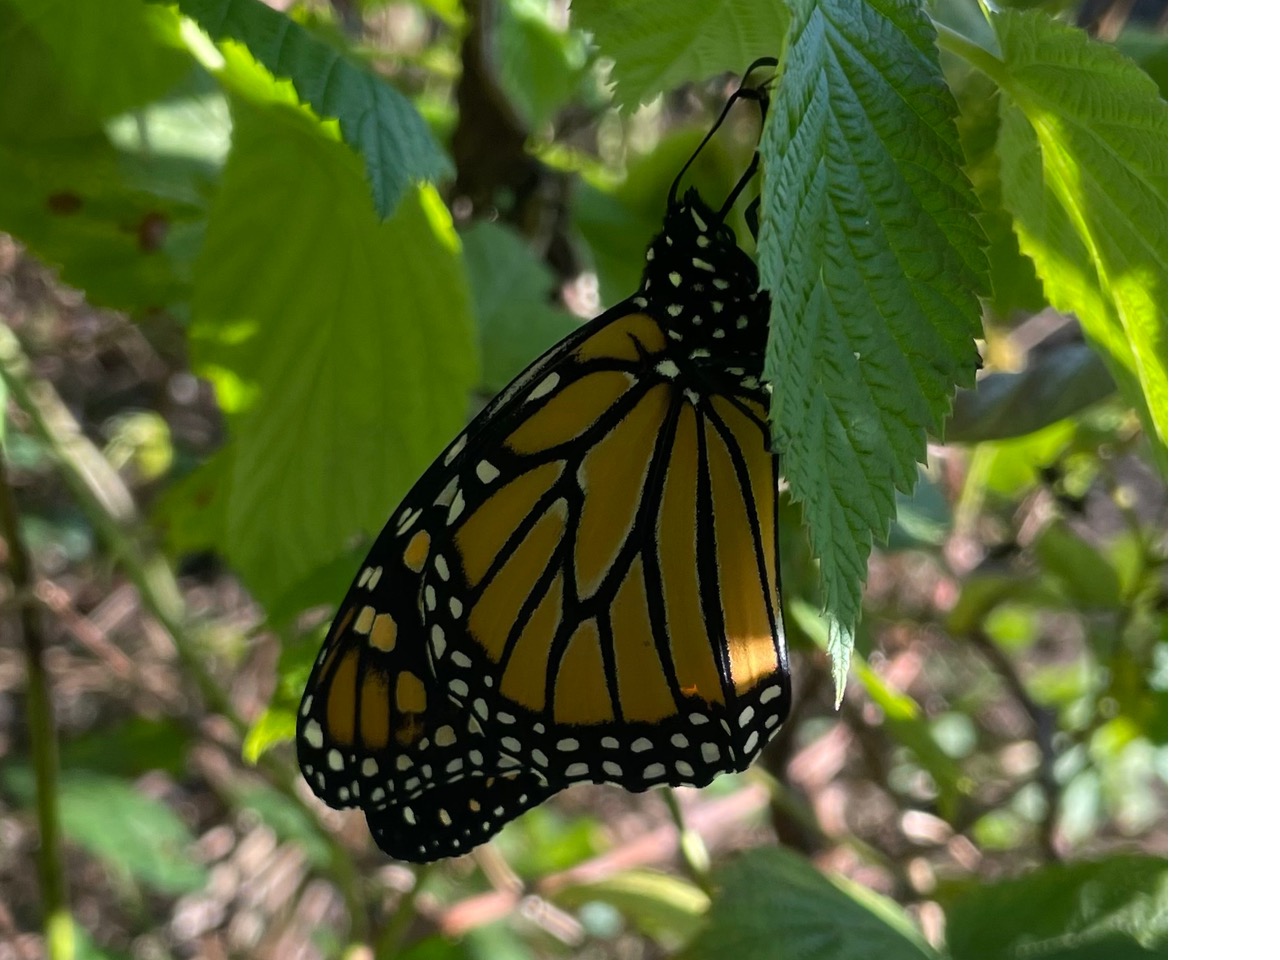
[948,341,1114,443]
[1033,520,1122,610]
[462,221,580,392]
[3,768,207,895]
[945,856,1168,960]
[682,847,937,960]
[760,0,987,681]
[60,718,191,778]
[175,0,452,217]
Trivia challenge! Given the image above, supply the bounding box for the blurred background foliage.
[0,0,1165,958]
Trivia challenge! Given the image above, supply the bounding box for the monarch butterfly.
[296,60,789,863]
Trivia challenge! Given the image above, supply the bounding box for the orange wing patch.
[713,397,779,616]
[506,371,635,455]
[554,619,614,724]
[360,669,391,749]
[499,572,566,712]
[611,556,676,723]
[456,461,563,586]
[325,650,360,746]
[469,499,568,662]
[705,418,778,695]
[575,384,671,597]
[573,312,666,363]
[659,405,725,705]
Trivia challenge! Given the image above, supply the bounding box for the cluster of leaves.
[0,0,1166,958]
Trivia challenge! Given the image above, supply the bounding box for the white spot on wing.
[528,372,560,402]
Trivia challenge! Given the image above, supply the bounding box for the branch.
[966,629,1062,861]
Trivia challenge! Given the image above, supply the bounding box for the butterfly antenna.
[667,57,779,210]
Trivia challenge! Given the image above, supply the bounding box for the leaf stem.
[0,429,73,960]
[933,21,1010,85]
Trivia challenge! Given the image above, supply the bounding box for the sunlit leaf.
[571,0,788,110]
[187,79,476,608]
[555,870,710,948]
[993,11,1167,467]
[176,0,452,216]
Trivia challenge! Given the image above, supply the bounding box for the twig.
[966,629,1062,861]
[0,440,73,960]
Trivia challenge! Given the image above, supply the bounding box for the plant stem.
[933,21,1010,85]
[0,444,73,960]
[661,787,713,894]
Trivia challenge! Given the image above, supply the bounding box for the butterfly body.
[297,189,788,863]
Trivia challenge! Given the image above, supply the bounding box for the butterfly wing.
[298,193,788,863]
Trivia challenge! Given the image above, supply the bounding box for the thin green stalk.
[1,449,73,960]
[933,21,1011,85]
[661,787,713,894]
[374,866,432,956]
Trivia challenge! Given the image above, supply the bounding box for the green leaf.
[945,856,1167,960]
[498,0,589,129]
[948,65,1045,318]
[0,139,203,312]
[174,0,452,217]
[0,8,208,314]
[571,0,789,110]
[992,11,1167,467]
[7,0,191,122]
[682,847,937,960]
[1033,519,1122,610]
[462,221,580,393]
[974,419,1076,499]
[60,718,190,778]
[947,341,1114,443]
[760,0,987,680]
[554,870,710,948]
[244,704,296,764]
[2,768,207,895]
[189,88,476,609]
